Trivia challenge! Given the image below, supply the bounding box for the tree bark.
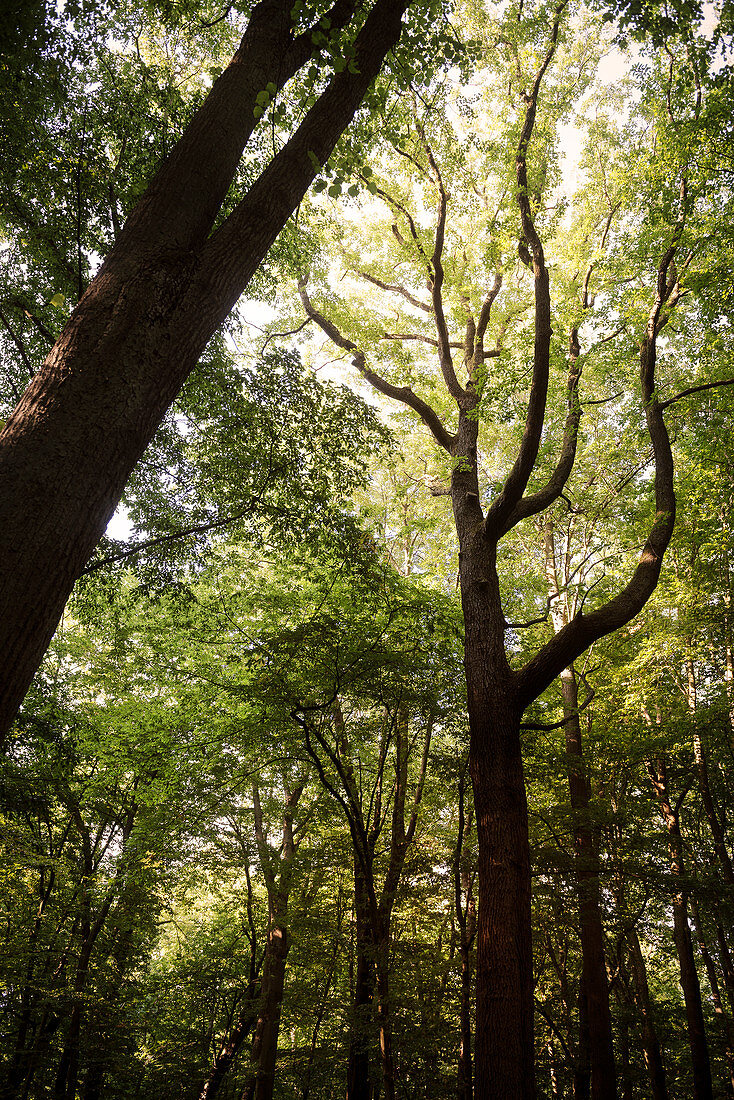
[0,0,411,742]
[559,666,617,1100]
[347,860,375,1100]
[626,928,669,1100]
[249,926,290,1100]
[647,756,713,1100]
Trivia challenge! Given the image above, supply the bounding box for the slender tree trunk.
[618,1014,632,1100]
[455,766,476,1100]
[347,863,375,1100]
[715,916,734,1016]
[458,938,475,1100]
[626,928,669,1100]
[558,665,617,1100]
[198,999,260,1100]
[375,951,395,1100]
[647,757,713,1100]
[685,656,734,883]
[544,521,616,1099]
[574,980,590,1100]
[690,897,734,1092]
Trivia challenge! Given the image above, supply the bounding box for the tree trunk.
[626,928,669,1100]
[0,0,411,743]
[469,695,534,1100]
[647,757,713,1100]
[347,863,375,1100]
[453,412,534,1100]
[198,999,260,1100]
[375,950,395,1100]
[458,939,474,1100]
[690,897,734,1093]
[248,926,290,1100]
[561,668,617,1100]
[574,980,590,1100]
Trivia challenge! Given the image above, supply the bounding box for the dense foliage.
[1,0,733,1097]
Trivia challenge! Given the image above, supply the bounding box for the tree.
[291,2,732,1090]
[0,0,445,740]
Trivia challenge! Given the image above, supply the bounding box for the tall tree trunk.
[647,756,713,1100]
[544,520,617,1099]
[626,928,669,1100]
[468,690,534,1100]
[558,666,617,1100]
[347,862,375,1100]
[689,897,734,1093]
[249,926,290,1100]
[574,980,591,1100]
[198,997,260,1100]
[245,780,303,1100]
[685,656,734,884]
[0,0,411,743]
[375,950,395,1100]
[618,1013,632,1100]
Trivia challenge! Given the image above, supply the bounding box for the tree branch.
[515,210,682,709]
[298,280,456,452]
[484,2,567,539]
[660,377,734,409]
[358,272,431,313]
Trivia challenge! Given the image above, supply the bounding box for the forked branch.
[298,280,456,452]
[484,2,567,539]
[515,211,684,709]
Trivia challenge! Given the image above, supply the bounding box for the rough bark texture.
[0,0,411,741]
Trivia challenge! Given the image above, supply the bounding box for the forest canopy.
[1,0,734,1098]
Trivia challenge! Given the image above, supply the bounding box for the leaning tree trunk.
[626,928,669,1100]
[0,0,411,743]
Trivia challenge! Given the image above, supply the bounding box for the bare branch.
[358,272,431,313]
[260,317,311,355]
[484,3,567,538]
[660,377,734,409]
[381,331,465,349]
[299,280,456,452]
[505,596,554,630]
